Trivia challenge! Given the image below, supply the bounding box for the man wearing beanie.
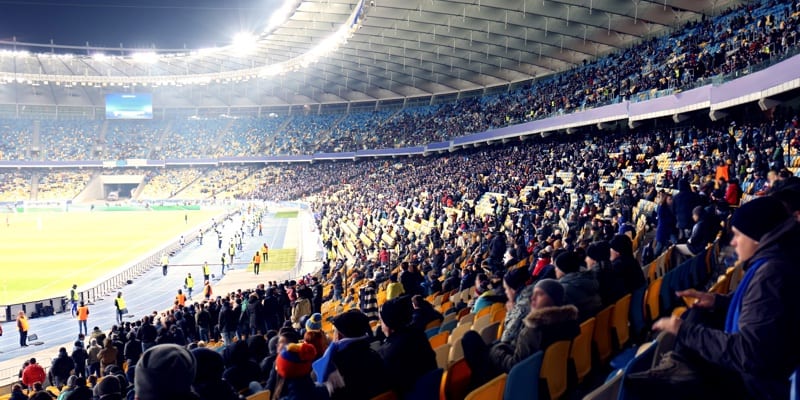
[631,196,800,400]
[273,343,328,400]
[608,234,646,301]
[462,278,580,389]
[312,310,388,400]
[555,251,602,321]
[190,348,239,400]
[377,298,437,397]
[585,241,625,306]
[134,344,199,400]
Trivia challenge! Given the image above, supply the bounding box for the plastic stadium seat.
[475,304,492,319]
[582,369,623,400]
[465,373,507,400]
[611,294,632,351]
[439,320,458,334]
[425,327,441,339]
[490,307,507,325]
[404,368,443,400]
[448,339,465,365]
[540,340,572,400]
[442,312,457,326]
[479,321,501,345]
[616,341,657,400]
[447,323,472,345]
[570,317,596,384]
[435,343,451,369]
[429,331,449,349]
[791,366,799,400]
[440,358,472,400]
[592,305,614,364]
[504,351,543,400]
[645,278,662,322]
[425,319,442,331]
[246,390,270,400]
[471,313,491,333]
[458,312,475,326]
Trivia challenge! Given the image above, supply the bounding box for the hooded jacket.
[489,305,580,373]
[560,271,603,322]
[677,218,800,400]
[672,180,700,230]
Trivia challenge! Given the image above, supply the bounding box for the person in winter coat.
[462,279,580,388]
[608,235,646,295]
[585,241,626,307]
[98,339,118,375]
[222,340,262,394]
[71,341,89,378]
[555,251,602,322]
[654,192,676,257]
[675,206,716,258]
[631,196,800,400]
[358,280,379,321]
[21,358,46,390]
[500,267,535,346]
[409,295,443,331]
[49,348,75,389]
[272,343,330,400]
[315,311,388,400]
[672,179,701,240]
[191,348,239,400]
[291,291,313,330]
[377,298,437,397]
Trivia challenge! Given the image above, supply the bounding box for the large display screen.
[105,93,153,119]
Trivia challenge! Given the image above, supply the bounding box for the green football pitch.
[0,210,222,305]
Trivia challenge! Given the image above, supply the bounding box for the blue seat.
[403,367,443,400]
[791,366,799,400]
[503,351,543,400]
[629,285,646,339]
[618,342,657,400]
[439,320,458,334]
[425,327,440,338]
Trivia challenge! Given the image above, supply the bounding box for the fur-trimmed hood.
[523,305,579,329]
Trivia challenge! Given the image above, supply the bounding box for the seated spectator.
[313,310,388,400]
[471,276,506,314]
[555,251,602,321]
[9,384,27,400]
[585,241,625,307]
[377,297,437,396]
[264,328,302,393]
[222,340,261,393]
[21,358,46,390]
[410,295,444,331]
[608,234,646,296]
[500,267,535,345]
[135,344,199,400]
[675,206,715,258]
[462,279,580,389]
[191,348,239,400]
[64,376,91,400]
[28,383,57,400]
[274,343,329,400]
[385,273,405,301]
[629,197,800,399]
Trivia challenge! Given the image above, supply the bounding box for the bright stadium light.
[92,53,107,61]
[131,52,158,64]
[231,32,258,55]
[264,0,301,34]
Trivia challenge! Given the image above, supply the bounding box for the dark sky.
[0,0,282,50]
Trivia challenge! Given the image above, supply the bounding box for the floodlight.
[131,52,158,64]
[231,32,257,54]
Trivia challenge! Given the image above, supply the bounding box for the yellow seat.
[464,373,507,400]
[429,331,449,349]
[490,307,506,325]
[246,390,270,400]
[592,305,614,364]
[611,293,632,350]
[645,278,662,322]
[479,321,501,345]
[475,304,492,319]
[570,317,596,384]
[540,340,571,400]
[440,358,472,400]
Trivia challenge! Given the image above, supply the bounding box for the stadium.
[0,0,799,398]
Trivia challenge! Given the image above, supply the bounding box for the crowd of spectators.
[39,120,102,161]
[36,171,92,201]
[139,168,203,200]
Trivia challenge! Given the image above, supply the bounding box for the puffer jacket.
[560,271,603,321]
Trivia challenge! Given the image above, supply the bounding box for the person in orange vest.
[17,311,29,347]
[262,243,269,262]
[253,251,261,275]
[77,301,89,336]
[176,289,187,308]
[203,281,213,300]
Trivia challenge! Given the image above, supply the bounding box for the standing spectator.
[500,267,535,345]
[21,358,46,390]
[385,274,404,301]
[161,253,170,276]
[273,343,328,400]
[98,339,118,376]
[77,301,89,336]
[654,192,676,257]
[184,273,195,300]
[196,303,211,343]
[87,339,101,377]
[114,292,126,325]
[358,280,379,321]
[673,179,700,240]
[17,311,28,347]
[399,262,423,297]
[331,272,344,301]
[191,348,239,400]
[49,348,74,389]
[291,291,313,330]
[71,340,89,378]
[124,331,142,369]
[134,344,199,400]
[69,284,79,318]
[310,277,324,314]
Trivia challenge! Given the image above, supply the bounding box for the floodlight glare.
[231,32,258,54]
[131,52,158,64]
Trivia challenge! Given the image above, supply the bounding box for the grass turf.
[273,211,298,218]
[0,210,222,305]
[243,248,296,273]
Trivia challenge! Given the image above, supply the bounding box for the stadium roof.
[0,0,743,108]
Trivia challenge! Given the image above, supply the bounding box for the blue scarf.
[312,335,369,383]
[724,258,767,334]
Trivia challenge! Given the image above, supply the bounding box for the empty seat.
[465,373,507,400]
[611,294,632,351]
[593,305,614,364]
[435,343,452,369]
[504,351,543,400]
[440,358,472,400]
[540,340,572,400]
[571,317,596,384]
[429,331,449,348]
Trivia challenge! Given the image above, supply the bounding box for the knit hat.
[94,374,121,398]
[731,196,790,241]
[332,310,371,338]
[134,344,196,400]
[276,343,316,379]
[534,279,566,307]
[305,313,323,332]
[503,267,529,292]
[379,297,413,331]
[554,251,581,274]
[191,347,225,383]
[609,234,633,256]
[586,241,611,263]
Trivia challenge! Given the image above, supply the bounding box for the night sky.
[0,0,281,50]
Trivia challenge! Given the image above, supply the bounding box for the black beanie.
[503,267,529,292]
[134,344,196,400]
[586,241,611,263]
[731,196,789,241]
[609,234,633,256]
[191,347,225,383]
[554,252,581,274]
[333,310,372,338]
[379,297,412,331]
